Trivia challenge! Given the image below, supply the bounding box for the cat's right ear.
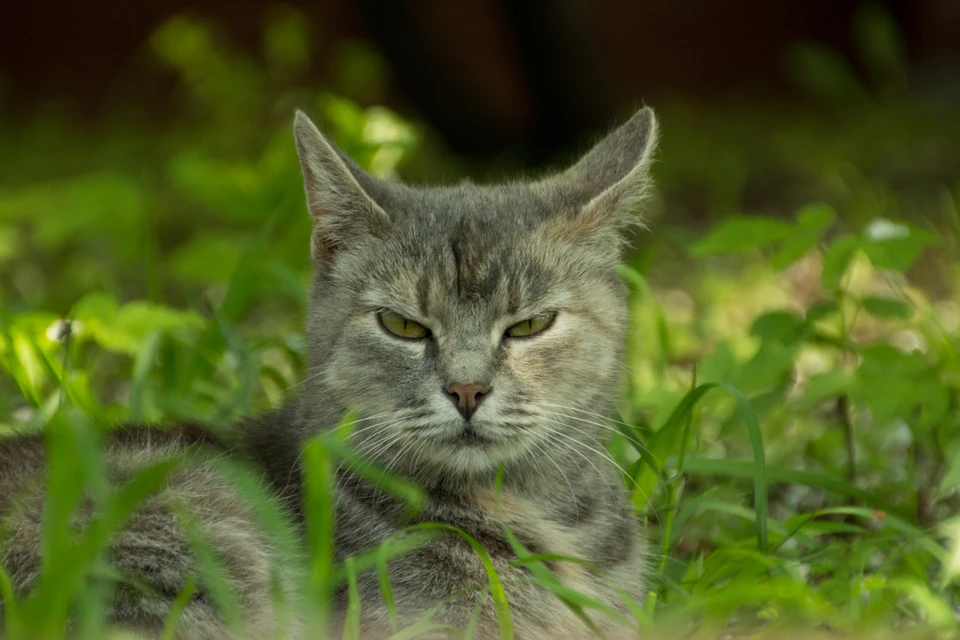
[293,111,390,262]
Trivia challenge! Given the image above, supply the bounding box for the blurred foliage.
[1,3,959,638]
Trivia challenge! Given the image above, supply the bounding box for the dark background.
[4,0,959,159]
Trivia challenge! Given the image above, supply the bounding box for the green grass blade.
[170,504,244,632]
[409,523,513,640]
[302,436,335,634]
[717,383,768,554]
[160,577,197,640]
[342,556,361,640]
[376,538,399,633]
[681,458,907,520]
[0,562,22,640]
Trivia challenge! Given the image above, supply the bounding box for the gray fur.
[0,107,658,639]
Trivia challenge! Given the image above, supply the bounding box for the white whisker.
[537,416,654,511]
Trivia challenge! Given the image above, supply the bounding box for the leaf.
[861,296,912,320]
[940,450,960,497]
[941,518,960,587]
[770,233,817,269]
[785,42,868,103]
[796,202,836,233]
[805,371,854,405]
[750,311,806,345]
[738,341,795,392]
[72,293,205,356]
[821,234,860,289]
[682,459,906,521]
[691,217,796,256]
[168,234,245,285]
[697,342,737,385]
[862,219,938,273]
[805,300,839,323]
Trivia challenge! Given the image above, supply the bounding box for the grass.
[2,9,960,638]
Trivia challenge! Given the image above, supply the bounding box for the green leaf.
[805,300,839,323]
[750,311,806,345]
[770,233,817,269]
[862,219,938,273]
[821,234,860,289]
[738,341,795,391]
[940,450,960,497]
[691,217,796,256]
[805,371,854,405]
[785,42,869,103]
[72,293,205,356]
[861,296,912,320]
[697,342,737,385]
[682,459,906,521]
[796,202,836,233]
[168,234,245,285]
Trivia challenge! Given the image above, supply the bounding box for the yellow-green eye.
[505,312,556,339]
[378,310,430,340]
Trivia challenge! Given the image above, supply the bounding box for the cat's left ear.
[536,107,658,236]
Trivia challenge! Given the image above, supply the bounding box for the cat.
[0,105,659,639]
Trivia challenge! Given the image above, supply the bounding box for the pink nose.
[446,382,491,421]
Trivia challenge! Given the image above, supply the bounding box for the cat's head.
[293,109,657,483]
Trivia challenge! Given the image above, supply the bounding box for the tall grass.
[2,8,960,637]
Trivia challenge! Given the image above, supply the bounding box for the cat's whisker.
[528,435,580,521]
[538,424,616,498]
[537,417,655,511]
[354,428,407,461]
[534,408,652,455]
[372,434,422,501]
[329,418,410,484]
[280,368,328,392]
[533,402,646,432]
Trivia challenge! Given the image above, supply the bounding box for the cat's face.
[294,110,657,482]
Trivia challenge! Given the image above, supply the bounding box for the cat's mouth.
[442,424,495,447]
[451,430,490,447]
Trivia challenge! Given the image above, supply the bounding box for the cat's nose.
[446,382,491,421]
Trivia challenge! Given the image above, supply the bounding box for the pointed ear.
[536,107,658,239]
[293,110,391,262]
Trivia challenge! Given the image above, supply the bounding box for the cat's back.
[0,422,300,639]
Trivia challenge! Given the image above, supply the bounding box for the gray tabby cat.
[0,106,658,639]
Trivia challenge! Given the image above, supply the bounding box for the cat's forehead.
[357,183,559,318]
[386,181,550,230]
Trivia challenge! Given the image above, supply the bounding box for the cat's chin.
[420,434,530,478]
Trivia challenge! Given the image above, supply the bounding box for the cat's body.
[0,107,659,639]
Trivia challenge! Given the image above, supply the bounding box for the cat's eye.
[378,310,431,340]
[505,312,557,339]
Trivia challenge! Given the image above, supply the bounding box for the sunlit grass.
[2,10,960,635]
